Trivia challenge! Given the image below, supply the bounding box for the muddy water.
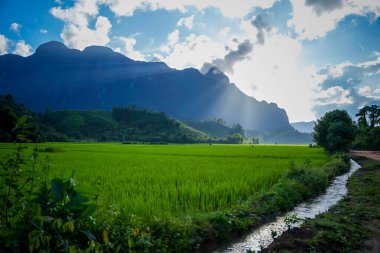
[216,159,361,253]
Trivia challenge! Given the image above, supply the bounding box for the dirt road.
[351,150,380,162]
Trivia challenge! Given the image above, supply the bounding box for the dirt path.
[351,150,380,161]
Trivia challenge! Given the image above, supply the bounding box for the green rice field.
[0,143,329,218]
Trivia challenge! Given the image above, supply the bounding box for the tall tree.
[313,110,356,153]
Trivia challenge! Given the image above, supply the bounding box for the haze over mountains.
[290,121,316,134]
[0,41,292,131]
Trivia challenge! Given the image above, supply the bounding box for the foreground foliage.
[0,144,104,252]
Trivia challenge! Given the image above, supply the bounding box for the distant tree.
[313,110,356,153]
[216,118,225,125]
[226,133,244,144]
[251,137,259,144]
[230,123,245,137]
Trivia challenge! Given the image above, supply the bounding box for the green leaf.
[52,218,63,231]
[103,230,109,244]
[51,178,65,201]
[66,221,75,232]
[82,229,97,241]
[128,237,133,248]
[68,193,90,209]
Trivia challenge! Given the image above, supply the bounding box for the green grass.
[0,143,329,218]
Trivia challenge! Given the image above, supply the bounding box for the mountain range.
[0,41,291,131]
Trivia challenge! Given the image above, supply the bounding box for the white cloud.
[13,40,33,57]
[316,86,354,105]
[288,0,380,40]
[313,53,380,116]
[358,85,371,96]
[40,29,48,34]
[60,16,112,50]
[318,53,380,90]
[177,15,194,30]
[102,0,277,18]
[102,0,145,16]
[358,85,380,99]
[117,36,146,60]
[163,33,226,70]
[10,23,22,35]
[0,34,9,55]
[168,29,179,46]
[50,0,112,50]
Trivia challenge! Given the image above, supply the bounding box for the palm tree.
[368,105,380,128]
[356,106,369,128]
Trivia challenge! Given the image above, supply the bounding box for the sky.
[0,0,379,122]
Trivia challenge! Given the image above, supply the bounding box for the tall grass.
[0,143,329,218]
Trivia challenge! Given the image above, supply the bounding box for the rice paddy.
[0,143,329,218]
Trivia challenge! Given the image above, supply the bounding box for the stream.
[216,159,361,253]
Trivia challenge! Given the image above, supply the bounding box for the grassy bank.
[264,156,380,252]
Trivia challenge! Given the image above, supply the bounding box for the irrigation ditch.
[215,159,361,253]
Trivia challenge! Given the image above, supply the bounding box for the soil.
[351,151,380,162]
[263,154,380,253]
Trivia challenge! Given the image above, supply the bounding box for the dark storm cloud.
[305,0,344,16]
[201,39,253,74]
[201,15,271,75]
[251,14,272,45]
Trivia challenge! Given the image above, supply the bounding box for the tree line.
[0,95,246,144]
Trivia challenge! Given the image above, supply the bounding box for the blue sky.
[0,0,379,122]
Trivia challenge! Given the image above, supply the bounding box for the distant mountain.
[291,121,316,134]
[0,41,291,131]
